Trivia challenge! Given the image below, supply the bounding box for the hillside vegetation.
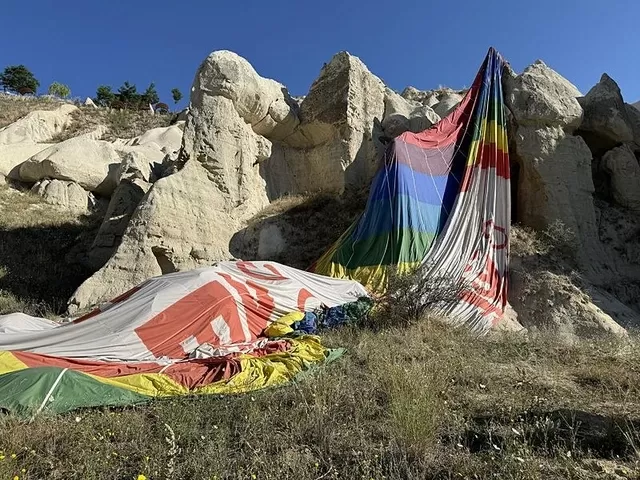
[0,186,638,480]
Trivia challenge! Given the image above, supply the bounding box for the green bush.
[0,65,40,94]
[48,81,71,98]
[171,87,183,104]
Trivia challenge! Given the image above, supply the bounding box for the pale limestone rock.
[76,125,108,140]
[624,103,640,151]
[578,74,634,144]
[381,88,440,138]
[509,266,628,342]
[193,50,299,141]
[69,161,245,309]
[602,144,640,211]
[181,95,270,216]
[432,92,463,119]
[87,178,152,269]
[19,137,122,196]
[84,97,98,108]
[491,303,527,334]
[513,126,607,274]
[69,53,282,308]
[281,51,387,192]
[30,179,95,213]
[401,86,439,107]
[0,143,52,178]
[0,104,77,144]
[128,123,184,155]
[504,60,583,130]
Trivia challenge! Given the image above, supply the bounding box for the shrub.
[171,87,183,104]
[48,81,71,98]
[17,86,35,95]
[371,264,466,329]
[155,102,169,114]
[0,65,39,94]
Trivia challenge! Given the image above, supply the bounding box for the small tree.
[48,81,71,98]
[141,82,159,105]
[171,88,183,104]
[0,65,40,94]
[117,81,138,106]
[95,85,115,107]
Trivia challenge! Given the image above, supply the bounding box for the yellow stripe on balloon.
[81,337,330,398]
[0,351,28,375]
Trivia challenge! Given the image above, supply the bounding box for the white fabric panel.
[0,261,368,361]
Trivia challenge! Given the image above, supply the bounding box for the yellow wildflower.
[21,469,26,473]
[10,453,16,459]
[0,455,5,461]
[136,475,147,480]
[13,476,19,480]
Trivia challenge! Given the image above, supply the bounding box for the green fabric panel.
[331,229,436,269]
[0,367,150,416]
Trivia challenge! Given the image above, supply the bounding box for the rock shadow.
[0,212,101,316]
[456,408,640,460]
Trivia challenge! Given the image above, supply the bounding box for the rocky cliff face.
[2,49,639,338]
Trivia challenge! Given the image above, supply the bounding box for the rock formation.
[1,48,639,338]
[70,50,412,309]
[0,104,77,144]
[504,60,609,277]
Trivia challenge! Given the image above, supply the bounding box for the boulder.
[512,126,609,275]
[509,266,627,342]
[0,104,77,144]
[30,179,95,213]
[401,86,439,107]
[504,60,583,130]
[602,144,640,211]
[0,143,52,178]
[84,97,98,108]
[128,123,184,155]
[180,84,272,216]
[624,103,640,152]
[19,137,122,196]
[491,302,526,334]
[432,92,464,119]
[578,74,634,144]
[381,88,440,138]
[257,224,287,259]
[191,50,299,141]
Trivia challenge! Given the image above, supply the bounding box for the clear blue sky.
[2,0,639,109]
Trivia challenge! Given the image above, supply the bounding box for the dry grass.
[231,190,368,270]
[50,107,174,143]
[0,93,173,142]
[0,94,69,129]
[0,322,638,479]
[1,181,640,478]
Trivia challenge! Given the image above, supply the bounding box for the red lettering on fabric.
[134,280,245,359]
[237,262,288,281]
[297,289,315,311]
